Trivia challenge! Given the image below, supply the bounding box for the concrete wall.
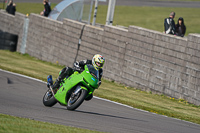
[125,26,200,105]
[1,10,200,105]
[26,14,85,67]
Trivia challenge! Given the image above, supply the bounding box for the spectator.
[6,0,16,15]
[175,17,186,37]
[164,12,176,35]
[40,0,51,17]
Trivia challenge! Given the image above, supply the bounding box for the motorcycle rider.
[47,54,105,100]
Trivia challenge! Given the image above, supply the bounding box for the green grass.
[0,51,63,81]
[1,50,200,128]
[95,6,200,36]
[1,3,200,36]
[0,114,103,133]
[0,3,57,15]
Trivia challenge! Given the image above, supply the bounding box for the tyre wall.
[0,10,25,51]
[0,10,200,105]
[0,31,18,51]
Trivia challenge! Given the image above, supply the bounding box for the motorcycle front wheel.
[43,89,57,107]
[67,89,88,110]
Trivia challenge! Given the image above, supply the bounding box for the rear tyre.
[43,89,57,107]
[67,89,88,110]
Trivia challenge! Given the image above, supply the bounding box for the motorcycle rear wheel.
[67,89,88,110]
[43,89,57,107]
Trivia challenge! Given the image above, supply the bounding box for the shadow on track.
[74,110,148,122]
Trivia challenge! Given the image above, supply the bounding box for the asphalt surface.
[12,0,200,8]
[1,69,200,133]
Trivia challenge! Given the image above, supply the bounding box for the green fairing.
[54,65,99,105]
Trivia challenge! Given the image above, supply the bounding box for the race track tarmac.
[1,69,200,133]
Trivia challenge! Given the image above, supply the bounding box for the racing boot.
[85,94,93,101]
[47,75,53,88]
[51,77,62,91]
[51,67,74,92]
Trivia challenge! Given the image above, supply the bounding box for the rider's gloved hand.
[73,61,81,72]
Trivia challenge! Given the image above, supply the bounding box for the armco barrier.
[0,10,200,105]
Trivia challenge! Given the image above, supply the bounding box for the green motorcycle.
[43,64,99,110]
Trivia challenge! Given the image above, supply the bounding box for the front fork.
[49,86,55,96]
[71,85,82,98]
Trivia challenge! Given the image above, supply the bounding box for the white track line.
[1,68,199,126]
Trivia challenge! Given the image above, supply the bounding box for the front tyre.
[67,89,88,110]
[43,89,57,107]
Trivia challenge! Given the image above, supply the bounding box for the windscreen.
[86,64,99,80]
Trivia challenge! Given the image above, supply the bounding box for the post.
[106,0,116,25]
[3,0,5,9]
[79,0,84,21]
[92,0,99,26]
[20,16,29,54]
[88,0,94,24]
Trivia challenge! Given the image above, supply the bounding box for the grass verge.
[0,114,103,133]
[0,50,200,126]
